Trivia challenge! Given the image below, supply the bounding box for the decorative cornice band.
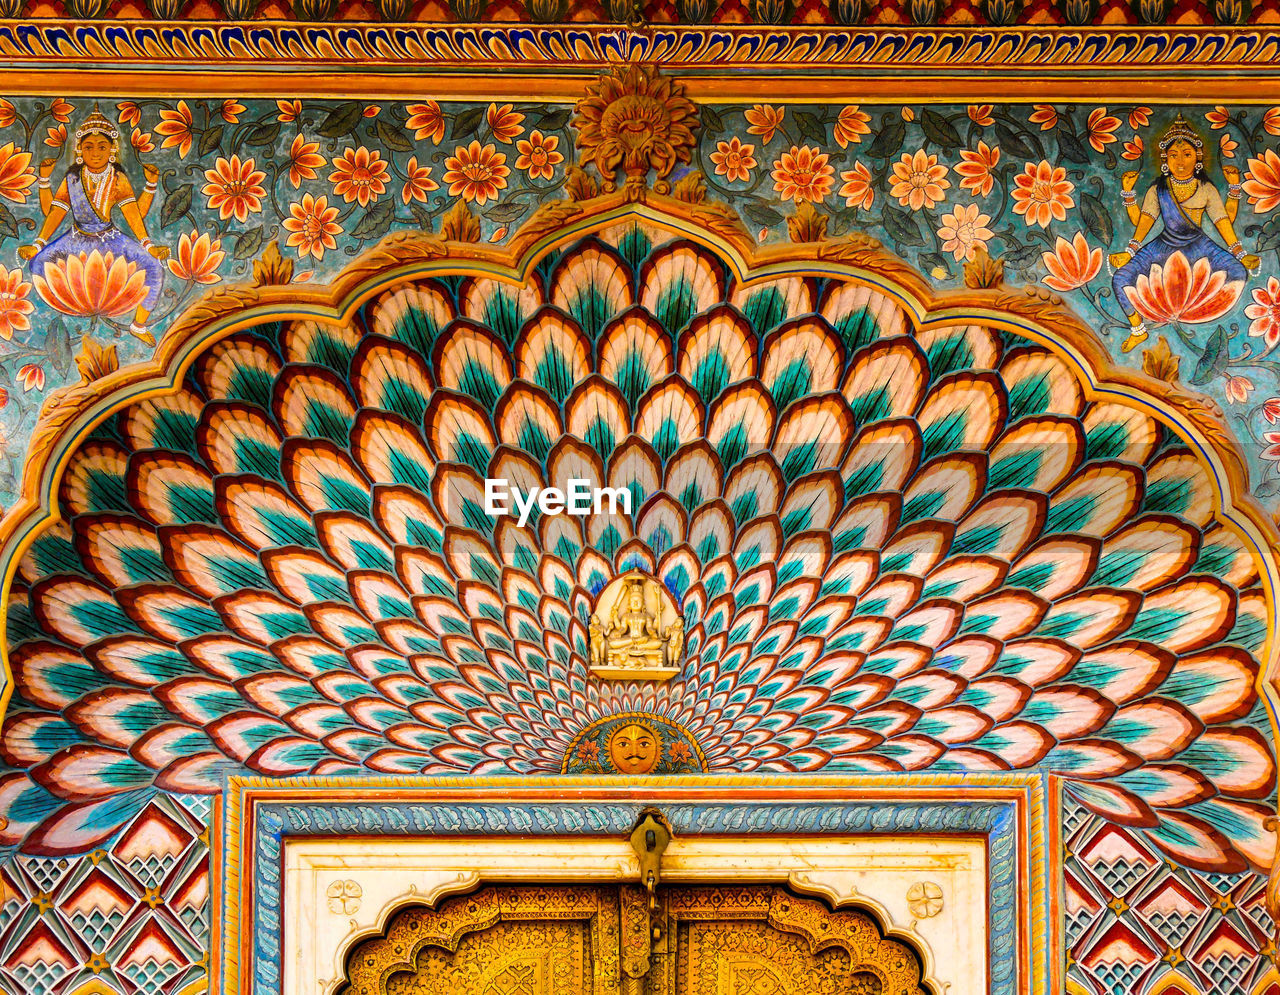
[5,24,1280,74]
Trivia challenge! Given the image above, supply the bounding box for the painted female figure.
[1110,115,1257,353]
[17,107,168,345]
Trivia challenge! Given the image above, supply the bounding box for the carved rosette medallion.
[906,882,944,919]
[571,64,698,195]
[588,571,684,682]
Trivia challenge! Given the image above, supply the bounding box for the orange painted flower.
[771,145,834,204]
[363,105,380,118]
[156,100,195,158]
[490,226,508,243]
[329,146,390,207]
[956,141,999,197]
[0,268,33,340]
[277,99,302,123]
[0,144,35,205]
[33,250,149,318]
[1029,104,1058,130]
[167,231,225,285]
[1220,133,1238,159]
[287,133,325,189]
[1041,232,1102,292]
[117,101,141,128]
[1266,108,1280,137]
[1086,107,1120,153]
[1265,397,1280,423]
[220,99,245,124]
[1123,250,1244,326]
[44,125,66,148]
[937,203,992,262]
[967,104,995,127]
[201,154,267,223]
[283,194,342,261]
[17,363,43,392]
[1122,134,1144,161]
[889,149,950,211]
[1011,160,1075,228]
[709,137,756,183]
[407,102,445,145]
[1129,106,1152,129]
[443,140,509,205]
[838,161,874,211]
[401,155,439,204]
[131,129,155,154]
[515,130,563,181]
[1206,105,1231,129]
[745,104,784,145]
[486,103,524,145]
[833,106,871,148]
[1244,149,1280,213]
[49,98,73,124]
[1224,374,1253,403]
[0,101,14,129]
[1246,276,1280,346]
[901,107,915,122]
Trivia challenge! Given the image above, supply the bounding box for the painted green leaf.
[350,198,395,240]
[160,184,193,228]
[1191,325,1228,385]
[318,101,363,138]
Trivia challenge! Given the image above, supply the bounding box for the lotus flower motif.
[2,223,1273,879]
[32,250,149,318]
[1123,250,1244,326]
[571,64,698,192]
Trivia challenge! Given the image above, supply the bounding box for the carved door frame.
[222,776,1050,995]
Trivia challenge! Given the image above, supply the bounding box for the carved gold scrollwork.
[337,884,932,995]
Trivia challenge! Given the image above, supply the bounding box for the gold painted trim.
[8,70,1280,102]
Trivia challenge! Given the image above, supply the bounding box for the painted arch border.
[0,186,1277,741]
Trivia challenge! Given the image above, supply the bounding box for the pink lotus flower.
[1041,233,1102,292]
[1224,375,1253,403]
[167,232,225,285]
[0,267,33,340]
[1263,430,1280,462]
[1123,251,1244,327]
[1262,397,1280,423]
[17,363,43,392]
[33,250,149,318]
[936,203,992,262]
[1246,276,1280,347]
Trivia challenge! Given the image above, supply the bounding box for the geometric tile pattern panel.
[1065,797,1277,995]
[0,795,209,995]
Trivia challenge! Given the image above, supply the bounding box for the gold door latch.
[622,810,672,990]
[629,810,671,906]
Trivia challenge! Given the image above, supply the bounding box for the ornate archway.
[0,64,1275,995]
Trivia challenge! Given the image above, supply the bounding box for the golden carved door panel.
[653,886,929,995]
[338,885,621,995]
[339,884,929,995]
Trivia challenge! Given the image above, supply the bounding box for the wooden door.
[338,883,931,995]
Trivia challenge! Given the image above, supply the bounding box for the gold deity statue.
[587,572,684,681]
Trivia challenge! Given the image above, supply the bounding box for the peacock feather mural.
[0,218,1273,886]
